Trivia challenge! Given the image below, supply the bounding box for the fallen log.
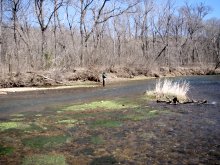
[156,100,171,104]
[182,99,207,104]
[157,97,207,105]
[157,96,179,104]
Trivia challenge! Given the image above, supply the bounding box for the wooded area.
[0,0,219,77]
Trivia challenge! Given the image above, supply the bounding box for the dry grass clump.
[146,79,190,101]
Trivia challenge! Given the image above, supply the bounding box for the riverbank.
[0,75,153,95]
[0,66,219,93]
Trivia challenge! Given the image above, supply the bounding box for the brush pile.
[146,79,207,104]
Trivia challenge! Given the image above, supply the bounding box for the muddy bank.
[0,67,219,88]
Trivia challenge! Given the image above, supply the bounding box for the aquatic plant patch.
[123,111,158,121]
[91,136,104,145]
[22,154,67,165]
[56,119,79,128]
[78,148,95,156]
[23,135,70,149]
[61,100,138,112]
[24,123,47,132]
[0,122,30,131]
[71,112,96,119]
[122,108,162,121]
[90,156,118,165]
[123,114,146,121]
[0,145,14,156]
[140,132,157,140]
[10,113,24,117]
[147,110,159,117]
[10,118,25,121]
[57,119,78,124]
[90,120,122,128]
[144,109,172,118]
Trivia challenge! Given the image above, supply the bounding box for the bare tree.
[138,0,153,61]
[0,0,2,74]
[53,0,58,61]
[15,0,34,70]
[0,0,218,76]
[34,0,63,68]
[11,0,22,72]
[204,18,220,69]
[65,1,76,50]
[77,0,138,66]
[180,2,211,64]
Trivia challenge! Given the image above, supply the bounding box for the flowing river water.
[0,75,219,116]
[0,75,220,164]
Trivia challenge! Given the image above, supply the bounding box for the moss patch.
[22,154,67,165]
[0,145,14,156]
[61,100,137,112]
[0,122,30,131]
[123,114,146,121]
[90,120,122,128]
[23,135,70,149]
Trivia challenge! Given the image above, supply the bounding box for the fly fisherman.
[102,72,107,87]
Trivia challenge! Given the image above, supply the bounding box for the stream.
[0,75,220,117]
[0,75,220,164]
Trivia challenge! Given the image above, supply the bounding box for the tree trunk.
[0,0,2,74]
[53,0,58,66]
[80,2,84,67]
[13,8,19,72]
[41,29,46,67]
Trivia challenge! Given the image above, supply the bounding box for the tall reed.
[146,79,190,101]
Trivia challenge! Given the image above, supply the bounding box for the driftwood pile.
[156,96,207,105]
